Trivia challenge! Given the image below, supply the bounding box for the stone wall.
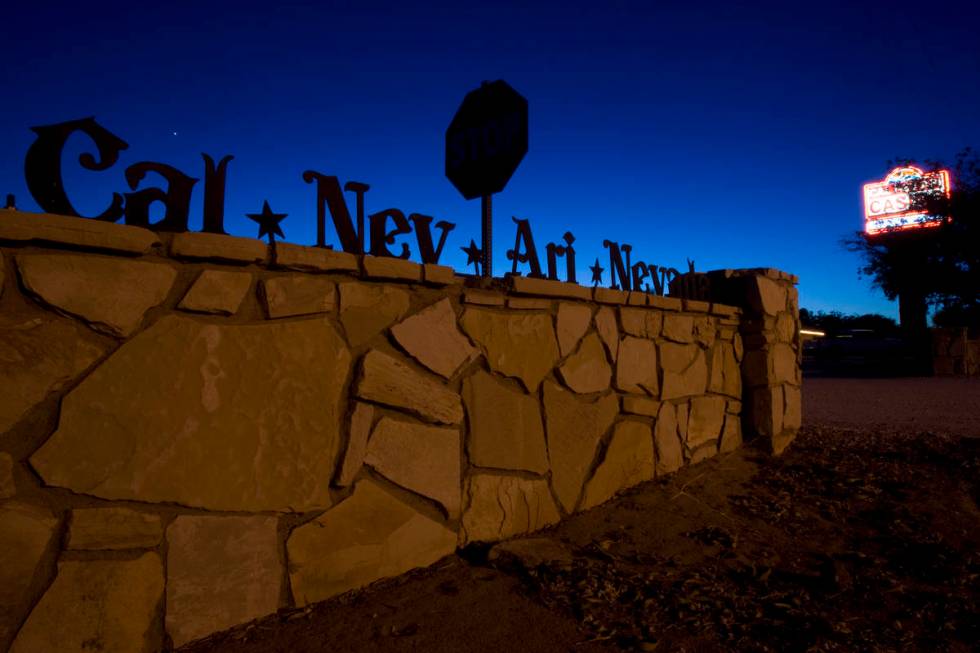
[932,327,980,376]
[0,209,800,651]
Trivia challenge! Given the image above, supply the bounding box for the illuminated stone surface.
[719,414,743,453]
[178,269,252,315]
[559,333,612,394]
[654,403,684,475]
[287,480,456,607]
[690,442,718,464]
[622,395,660,417]
[355,350,464,425]
[0,453,13,498]
[391,298,477,378]
[775,312,796,342]
[581,420,654,510]
[662,314,694,343]
[462,371,548,474]
[709,342,741,398]
[30,315,349,512]
[460,307,559,392]
[661,343,708,400]
[0,501,59,651]
[687,395,726,449]
[10,553,163,653]
[17,254,176,337]
[747,276,787,316]
[364,417,461,517]
[339,281,410,347]
[594,306,619,361]
[262,275,336,318]
[334,402,374,487]
[171,231,267,264]
[615,336,659,395]
[783,384,802,432]
[68,507,163,550]
[362,255,422,281]
[556,302,591,356]
[773,343,798,384]
[166,515,280,648]
[750,385,784,441]
[0,314,107,435]
[543,381,618,512]
[734,332,744,361]
[461,473,560,543]
[0,209,160,254]
[693,316,715,347]
[273,242,357,272]
[620,307,661,339]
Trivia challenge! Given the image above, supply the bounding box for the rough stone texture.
[355,350,464,425]
[783,384,802,432]
[17,254,176,337]
[594,306,619,361]
[339,281,411,347]
[615,336,659,395]
[461,473,560,543]
[423,263,456,285]
[166,515,280,648]
[460,307,559,392]
[0,501,59,650]
[0,209,161,254]
[621,395,660,417]
[362,256,422,282]
[334,402,374,487]
[178,269,252,315]
[273,242,358,272]
[508,297,552,310]
[654,403,684,476]
[262,275,336,318]
[0,314,107,435]
[391,298,477,378]
[556,303,592,356]
[662,314,695,343]
[31,315,350,512]
[0,453,14,498]
[543,381,619,512]
[581,420,655,510]
[734,332,744,361]
[751,385,784,440]
[619,308,660,339]
[747,276,788,316]
[287,479,457,607]
[594,287,628,304]
[68,507,163,550]
[719,414,743,453]
[648,295,683,311]
[171,231,267,264]
[677,402,690,444]
[462,371,549,474]
[558,333,612,394]
[488,537,574,571]
[775,312,796,342]
[708,342,741,398]
[462,289,504,306]
[772,343,798,384]
[661,342,708,400]
[693,316,716,347]
[0,251,5,299]
[10,553,163,653]
[364,417,461,517]
[689,443,718,464]
[687,396,726,449]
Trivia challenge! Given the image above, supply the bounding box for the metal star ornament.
[461,239,483,275]
[247,200,287,244]
[589,257,604,286]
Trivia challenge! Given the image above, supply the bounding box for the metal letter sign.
[445,80,529,278]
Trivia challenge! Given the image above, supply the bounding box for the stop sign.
[445,80,528,200]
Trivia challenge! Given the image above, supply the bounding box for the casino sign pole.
[445,80,528,278]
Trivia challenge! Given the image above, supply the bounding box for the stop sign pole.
[445,80,528,278]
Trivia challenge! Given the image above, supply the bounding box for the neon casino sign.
[863,166,952,235]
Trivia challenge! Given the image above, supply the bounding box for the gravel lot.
[803,376,980,437]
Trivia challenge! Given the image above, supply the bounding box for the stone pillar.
[704,269,801,455]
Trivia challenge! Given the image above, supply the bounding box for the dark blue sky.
[3,0,978,318]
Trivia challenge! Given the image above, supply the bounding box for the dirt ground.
[182,378,980,652]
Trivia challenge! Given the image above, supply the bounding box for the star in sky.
[246,200,287,244]
[461,239,482,275]
[589,258,604,286]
